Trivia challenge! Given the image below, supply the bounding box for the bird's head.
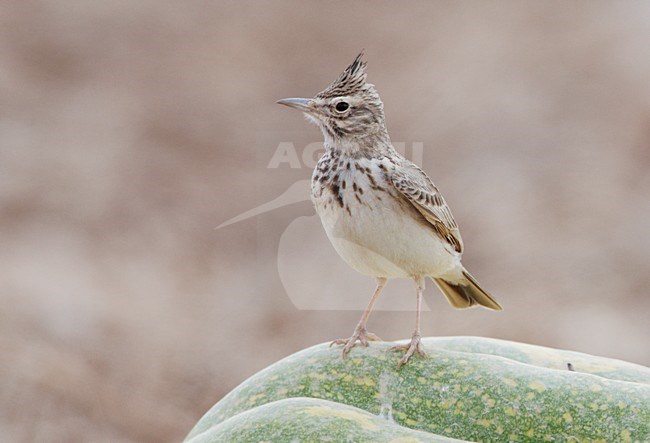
[278,52,387,145]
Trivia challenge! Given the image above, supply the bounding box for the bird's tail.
[433,268,502,310]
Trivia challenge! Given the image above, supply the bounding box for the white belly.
[312,161,461,279]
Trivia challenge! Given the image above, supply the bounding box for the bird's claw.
[329,327,382,359]
[391,334,426,368]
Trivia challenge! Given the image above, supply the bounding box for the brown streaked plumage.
[277,52,502,367]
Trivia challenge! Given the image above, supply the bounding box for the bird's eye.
[335,101,350,113]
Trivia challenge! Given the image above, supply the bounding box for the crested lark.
[278,53,502,367]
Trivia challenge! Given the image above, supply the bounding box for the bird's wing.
[390,160,464,253]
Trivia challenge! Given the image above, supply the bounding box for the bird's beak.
[276,97,313,112]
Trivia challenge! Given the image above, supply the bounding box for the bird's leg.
[330,277,387,359]
[392,276,426,367]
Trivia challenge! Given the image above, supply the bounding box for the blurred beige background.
[2,1,650,442]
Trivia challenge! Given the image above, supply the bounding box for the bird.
[277,52,502,367]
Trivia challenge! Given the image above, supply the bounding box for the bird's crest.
[317,51,370,99]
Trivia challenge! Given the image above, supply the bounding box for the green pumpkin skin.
[186,337,650,443]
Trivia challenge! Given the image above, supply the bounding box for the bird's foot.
[391,334,426,368]
[329,327,382,359]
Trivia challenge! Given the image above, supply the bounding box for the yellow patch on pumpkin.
[304,405,378,431]
[529,380,546,393]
